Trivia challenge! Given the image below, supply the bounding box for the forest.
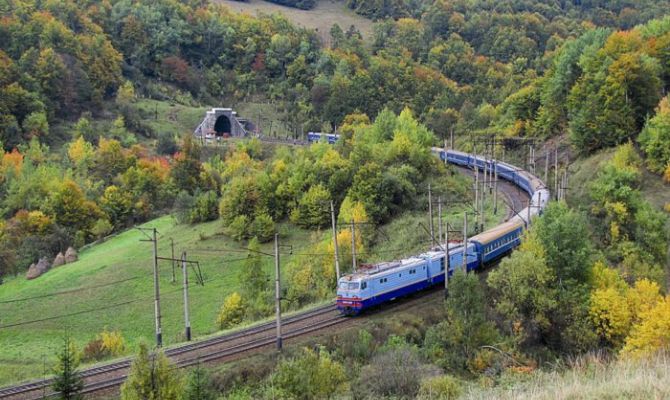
[0,0,669,398]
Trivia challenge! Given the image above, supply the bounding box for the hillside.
[215,0,375,42]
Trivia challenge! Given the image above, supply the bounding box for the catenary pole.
[462,213,468,271]
[437,196,443,247]
[428,184,434,243]
[152,228,162,347]
[274,234,282,350]
[350,219,357,272]
[170,238,175,284]
[330,201,341,282]
[182,251,191,341]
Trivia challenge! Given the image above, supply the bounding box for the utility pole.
[526,198,531,228]
[330,201,341,282]
[274,233,282,350]
[462,213,468,271]
[474,156,479,233]
[170,238,176,284]
[139,228,163,347]
[493,159,498,215]
[350,219,357,272]
[544,151,549,185]
[182,251,191,341]
[444,211,449,297]
[554,148,559,200]
[437,197,443,246]
[450,126,454,149]
[428,184,434,242]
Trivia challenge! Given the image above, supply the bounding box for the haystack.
[64,247,78,263]
[52,252,66,268]
[26,257,50,280]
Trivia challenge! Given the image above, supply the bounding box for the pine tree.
[183,364,216,400]
[52,334,84,400]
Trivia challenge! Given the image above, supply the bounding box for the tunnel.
[214,115,232,137]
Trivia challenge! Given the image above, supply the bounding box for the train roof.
[469,219,524,245]
[344,256,427,280]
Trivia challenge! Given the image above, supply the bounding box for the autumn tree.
[270,347,348,399]
[120,343,182,400]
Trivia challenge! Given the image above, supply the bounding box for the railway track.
[0,304,344,400]
[0,160,530,400]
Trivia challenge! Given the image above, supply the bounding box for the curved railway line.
[0,144,532,400]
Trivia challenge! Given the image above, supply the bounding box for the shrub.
[157,133,178,155]
[355,345,439,399]
[91,218,113,240]
[227,215,249,241]
[82,338,106,361]
[217,292,246,329]
[83,329,126,361]
[173,191,194,224]
[189,191,219,223]
[270,347,348,399]
[250,213,274,242]
[417,375,462,400]
[100,328,126,356]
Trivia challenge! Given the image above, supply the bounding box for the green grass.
[132,99,208,138]
[0,216,316,386]
[215,0,375,42]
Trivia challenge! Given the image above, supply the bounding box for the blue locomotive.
[337,149,550,315]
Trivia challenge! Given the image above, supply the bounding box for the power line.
[0,275,146,304]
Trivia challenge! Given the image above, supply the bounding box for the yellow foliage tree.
[116,80,136,104]
[590,286,632,347]
[627,279,662,317]
[99,328,126,356]
[68,136,94,168]
[622,296,670,357]
[216,292,246,329]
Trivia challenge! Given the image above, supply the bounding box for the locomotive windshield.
[338,282,360,290]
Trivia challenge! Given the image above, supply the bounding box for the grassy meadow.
[0,216,316,385]
[215,0,375,42]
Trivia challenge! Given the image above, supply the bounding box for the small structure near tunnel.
[194,108,249,140]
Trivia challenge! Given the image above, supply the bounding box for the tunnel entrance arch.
[214,115,232,137]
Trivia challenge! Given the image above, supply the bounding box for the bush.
[250,213,274,242]
[227,215,249,241]
[189,191,219,223]
[157,133,178,155]
[417,375,462,400]
[217,292,246,329]
[173,191,195,224]
[82,338,106,361]
[355,345,439,399]
[270,347,348,399]
[82,328,126,361]
[91,218,113,240]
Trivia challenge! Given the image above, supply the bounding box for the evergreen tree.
[240,237,268,299]
[52,334,84,400]
[183,364,216,400]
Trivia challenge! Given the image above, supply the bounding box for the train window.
[361,282,367,290]
[440,259,445,271]
[347,282,359,290]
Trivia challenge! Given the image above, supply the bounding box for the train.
[307,132,340,144]
[336,148,550,315]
